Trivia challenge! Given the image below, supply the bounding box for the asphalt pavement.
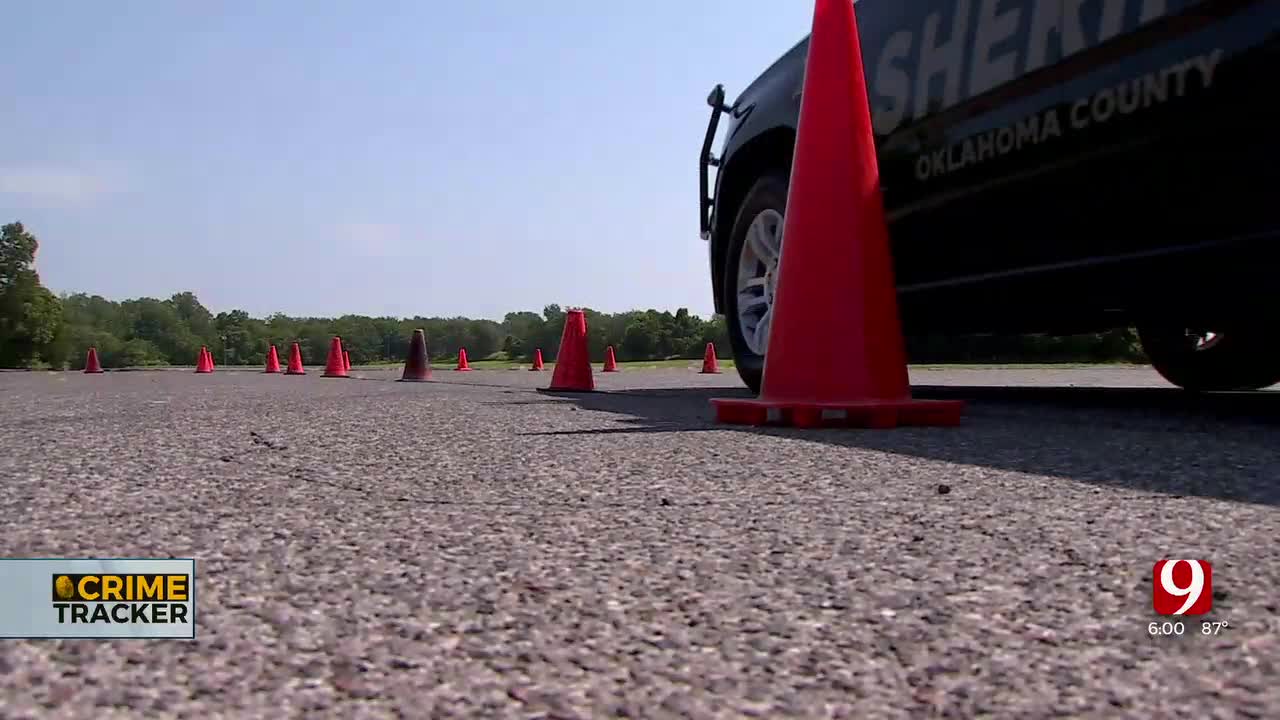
[1,364,1277,719]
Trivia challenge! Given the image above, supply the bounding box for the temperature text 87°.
[1201,621,1230,635]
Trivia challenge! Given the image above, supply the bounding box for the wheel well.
[710,127,795,314]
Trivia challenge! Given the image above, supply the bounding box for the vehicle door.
[865,0,1070,287]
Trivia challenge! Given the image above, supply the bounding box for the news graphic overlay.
[0,558,196,639]
[1153,559,1212,616]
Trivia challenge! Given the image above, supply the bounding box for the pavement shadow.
[523,385,1280,507]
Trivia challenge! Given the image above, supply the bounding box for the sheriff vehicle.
[699,0,1280,392]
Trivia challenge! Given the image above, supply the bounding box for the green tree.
[621,314,661,360]
[170,292,215,345]
[123,298,197,363]
[0,222,65,368]
[120,338,167,366]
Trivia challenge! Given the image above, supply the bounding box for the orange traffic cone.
[455,348,472,371]
[544,309,593,392]
[710,0,963,429]
[343,350,351,372]
[285,342,306,375]
[322,337,348,378]
[399,329,432,382]
[195,346,213,374]
[83,347,104,374]
[700,343,721,374]
[603,345,619,372]
[529,348,544,371]
[264,345,281,373]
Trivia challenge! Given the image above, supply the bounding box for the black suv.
[700,0,1280,393]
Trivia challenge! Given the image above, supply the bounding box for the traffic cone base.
[399,329,432,382]
[709,0,963,429]
[710,396,964,429]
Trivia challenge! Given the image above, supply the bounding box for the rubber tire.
[1137,323,1280,391]
[721,171,789,395]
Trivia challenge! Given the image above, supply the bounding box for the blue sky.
[1,0,813,321]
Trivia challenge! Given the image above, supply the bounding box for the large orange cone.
[700,343,722,374]
[544,309,594,392]
[711,0,963,429]
[322,337,348,378]
[603,345,619,372]
[195,346,214,374]
[83,347,104,374]
[399,329,432,382]
[285,342,306,375]
[264,345,281,373]
[529,348,544,371]
[455,348,472,371]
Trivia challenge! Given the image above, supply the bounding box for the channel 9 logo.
[1152,559,1212,616]
[0,558,196,639]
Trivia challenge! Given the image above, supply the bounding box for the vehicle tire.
[721,171,789,394]
[1136,323,1280,391]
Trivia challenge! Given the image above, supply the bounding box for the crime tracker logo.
[0,558,195,639]
[52,573,191,626]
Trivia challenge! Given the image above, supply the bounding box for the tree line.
[1,221,1145,369]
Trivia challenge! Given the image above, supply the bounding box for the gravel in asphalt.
[1,365,1277,719]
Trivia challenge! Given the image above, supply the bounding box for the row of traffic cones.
[263,338,352,377]
[80,337,356,376]
[535,310,721,392]
[79,333,722,378]
[523,342,719,375]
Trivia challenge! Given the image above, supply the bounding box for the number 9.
[1159,559,1205,615]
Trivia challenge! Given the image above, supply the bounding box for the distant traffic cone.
[700,343,721,374]
[83,347,104,374]
[322,337,348,378]
[603,345,619,372]
[455,348,472,371]
[264,345,281,373]
[529,348,544,371]
[285,342,306,375]
[545,309,594,392]
[710,0,963,429]
[343,350,351,372]
[195,346,213,374]
[399,329,432,382]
